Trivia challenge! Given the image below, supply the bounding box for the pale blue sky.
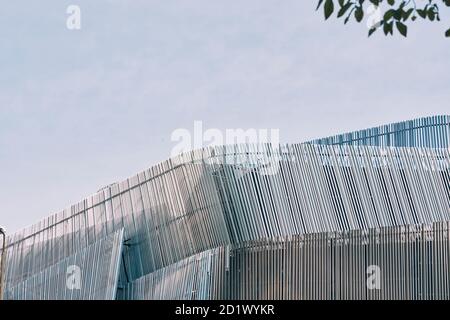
[1,1,449,233]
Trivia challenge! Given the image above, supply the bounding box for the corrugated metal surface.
[125,222,450,300]
[1,116,449,300]
[309,115,450,148]
[4,229,123,300]
[4,144,449,287]
[123,247,220,300]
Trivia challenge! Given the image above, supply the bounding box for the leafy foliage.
[316,0,450,37]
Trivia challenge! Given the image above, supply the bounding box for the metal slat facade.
[309,115,450,148]
[4,229,123,300]
[123,222,450,300]
[1,115,449,300]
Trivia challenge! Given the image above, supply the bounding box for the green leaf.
[402,8,414,21]
[417,9,427,19]
[384,9,395,21]
[368,27,377,37]
[383,21,393,35]
[396,21,407,37]
[393,9,402,20]
[324,0,334,20]
[337,2,352,18]
[446,28,450,37]
[316,0,324,11]
[355,6,364,22]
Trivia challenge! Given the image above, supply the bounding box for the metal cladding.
[1,115,450,300]
[5,229,123,300]
[124,221,450,300]
[310,115,450,148]
[123,248,220,300]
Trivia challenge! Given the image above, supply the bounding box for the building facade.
[1,115,449,300]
